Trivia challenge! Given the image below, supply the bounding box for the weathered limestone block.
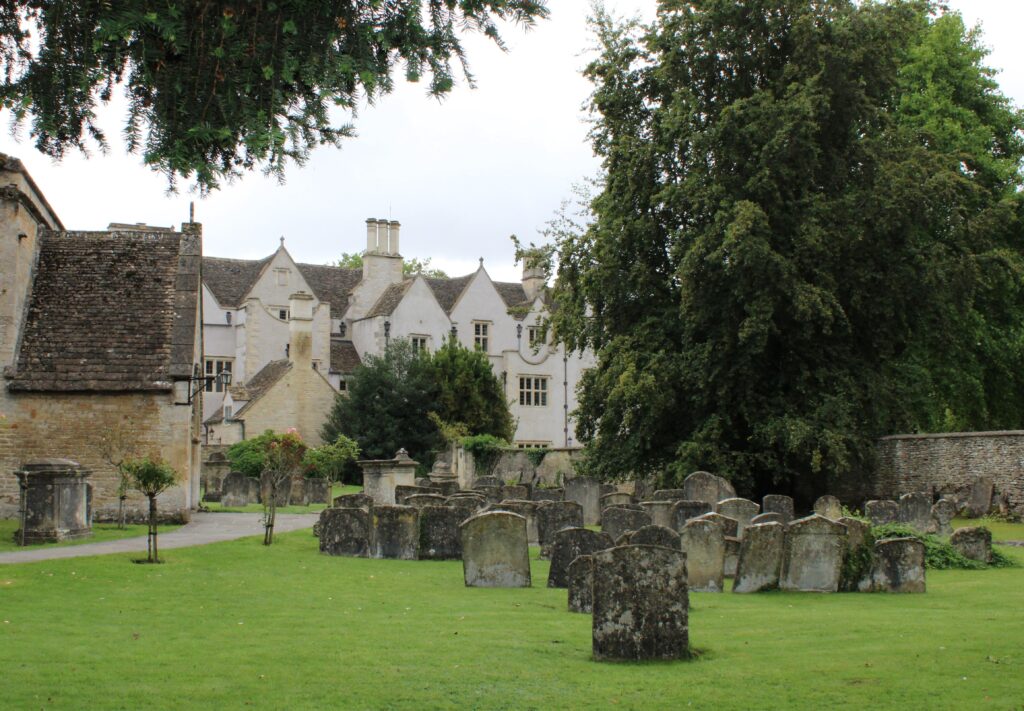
[899,492,933,532]
[567,554,595,613]
[641,500,675,529]
[950,526,993,563]
[536,500,584,558]
[750,512,784,525]
[627,524,681,549]
[318,507,371,557]
[369,505,419,560]
[361,451,418,505]
[733,522,785,593]
[565,476,602,526]
[931,499,956,537]
[547,527,615,588]
[682,471,735,507]
[653,489,688,502]
[717,497,760,536]
[680,518,725,592]
[860,537,926,593]
[221,471,259,508]
[601,506,652,541]
[600,492,633,510]
[965,477,994,518]
[762,494,795,523]
[694,512,739,538]
[780,515,848,592]
[591,545,689,661]
[395,485,433,505]
[13,459,92,544]
[813,495,843,521]
[493,500,539,545]
[531,487,564,502]
[460,511,531,588]
[404,494,448,509]
[671,500,713,531]
[865,500,898,527]
[417,505,463,560]
[333,493,372,509]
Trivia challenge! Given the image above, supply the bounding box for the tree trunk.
[148,494,159,563]
[118,495,127,530]
[263,482,277,545]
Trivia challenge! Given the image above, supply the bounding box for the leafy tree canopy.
[0,1,548,191]
[552,1,1024,498]
[336,251,448,278]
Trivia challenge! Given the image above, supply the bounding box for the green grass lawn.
[202,483,361,514]
[0,520,182,553]
[952,516,1024,542]
[1,529,1020,710]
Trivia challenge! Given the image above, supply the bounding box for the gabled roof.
[7,227,201,392]
[494,281,529,310]
[296,262,362,314]
[232,359,292,418]
[330,340,361,374]
[425,274,474,313]
[366,280,413,318]
[202,255,271,308]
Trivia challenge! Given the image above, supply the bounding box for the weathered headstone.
[446,496,486,522]
[671,500,713,531]
[641,500,675,529]
[404,493,448,509]
[838,516,872,591]
[418,505,463,560]
[318,507,370,557]
[633,478,658,502]
[733,522,785,593]
[682,470,736,507]
[694,512,739,538]
[415,477,434,488]
[333,493,372,509]
[860,537,926,593]
[460,511,531,588]
[930,499,956,537]
[653,489,688,502]
[302,477,331,505]
[369,505,419,560]
[361,449,418,505]
[565,476,603,526]
[628,524,681,549]
[432,480,460,497]
[531,487,565,502]
[536,500,584,557]
[717,498,760,536]
[473,476,502,489]
[567,554,595,613]
[899,492,933,532]
[601,506,652,541]
[679,518,726,592]
[547,528,615,588]
[950,526,993,563]
[964,477,994,518]
[780,515,848,592]
[812,495,843,521]
[762,494,795,523]
[750,512,784,525]
[591,545,689,661]
[493,500,539,545]
[865,500,899,527]
[723,536,741,577]
[395,485,433,506]
[13,459,92,544]
[600,492,633,510]
[221,471,260,508]
[501,484,530,502]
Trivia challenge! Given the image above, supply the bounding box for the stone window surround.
[204,358,233,392]
[410,334,429,354]
[518,375,549,407]
[473,321,490,353]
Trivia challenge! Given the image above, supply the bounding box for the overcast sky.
[1,1,1020,283]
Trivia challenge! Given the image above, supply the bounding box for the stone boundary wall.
[874,430,1024,518]
[454,447,584,488]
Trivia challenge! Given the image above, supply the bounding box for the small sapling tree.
[123,456,179,563]
[302,435,360,485]
[259,430,307,545]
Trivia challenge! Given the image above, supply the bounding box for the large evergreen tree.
[552,1,1024,498]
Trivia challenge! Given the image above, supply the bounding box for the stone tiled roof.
[366,281,413,318]
[7,227,201,392]
[233,359,292,418]
[296,263,362,315]
[425,274,473,313]
[494,281,529,309]
[202,255,271,308]
[330,340,362,374]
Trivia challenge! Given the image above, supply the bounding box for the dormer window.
[275,268,290,286]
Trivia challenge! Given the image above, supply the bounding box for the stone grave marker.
[965,477,994,518]
[750,512,784,525]
[565,476,603,527]
[395,485,432,506]
[627,524,680,549]
[865,500,898,526]
[460,511,531,588]
[653,489,688,502]
[493,500,540,545]
[680,518,726,592]
[930,499,956,537]
[694,512,739,538]
[860,537,926,593]
[601,507,652,541]
[724,536,741,577]
[221,471,259,508]
[682,470,736,507]
[501,484,530,501]
[333,493,372,509]
[733,521,785,593]
[369,505,419,560]
[838,516,872,591]
[567,554,595,613]
[717,498,760,536]
[536,500,584,558]
[950,526,992,563]
[472,476,502,489]
[404,494,448,509]
[762,494,795,523]
[640,500,675,529]
[899,492,933,532]
[547,527,615,588]
[319,507,370,557]
[780,514,848,592]
[418,505,463,560]
[600,492,633,510]
[812,495,843,521]
[671,500,713,531]
[531,488,564,502]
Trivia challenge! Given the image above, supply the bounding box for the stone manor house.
[202,218,594,449]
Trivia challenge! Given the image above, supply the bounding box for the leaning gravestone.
[591,545,689,661]
[628,524,681,549]
[733,522,785,593]
[899,492,933,532]
[493,500,540,545]
[418,505,464,560]
[717,498,760,536]
[930,499,956,537]
[460,511,531,588]
[750,512,784,525]
[221,472,259,508]
[780,515,848,592]
[547,528,614,588]
[601,507,652,541]
[671,500,713,531]
[600,492,633,510]
[680,518,726,592]
[682,471,735,507]
[532,487,564,502]
[694,512,739,538]
[333,493,372,509]
[369,505,419,560]
[860,537,926,593]
[565,476,603,526]
[812,495,843,521]
[653,489,688,502]
[536,500,584,558]
[965,477,994,518]
[641,501,675,529]
[762,494,795,523]
[950,526,993,563]
[865,500,899,526]
[319,507,370,557]
[567,554,595,613]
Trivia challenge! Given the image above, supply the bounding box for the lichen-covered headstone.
[547,528,615,588]
[930,499,956,537]
[333,493,373,509]
[860,537,926,593]
[565,476,603,527]
[865,500,898,527]
[600,492,633,510]
[221,471,259,508]
[601,507,652,541]
[813,495,843,521]
[641,500,675,529]
[950,526,993,563]
[369,505,419,560]
[762,494,795,523]
[717,498,760,536]
[567,554,595,613]
[493,500,539,545]
[733,522,785,593]
[750,512,784,525]
[460,511,531,588]
[395,485,433,505]
[591,545,689,661]
[965,477,994,518]
[694,512,739,538]
[628,524,681,549]
[671,500,713,531]
[899,492,933,532]
[780,515,848,592]
[724,536,741,577]
[404,493,448,509]
[679,518,726,592]
[536,500,584,558]
[682,470,735,507]
[838,516,872,592]
[501,484,530,502]
[418,505,463,560]
[319,507,370,557]
[532,487,564,502]
[653,489,688,502]
[473,476,502,489]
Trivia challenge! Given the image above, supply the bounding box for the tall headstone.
[591,545,689,661]
[369,505,419,560]
[860,538,926,593]
[717,498,760,536]
[567,554,595,613]
[493,500,540,545]
[682,471,735,507]
[780,515,847,592]
[671,500,713,531]
[812,495,843,521]
[865,500,899,527]
[601,507,652,541]
[680,518,726,592]
[733,522,785,593]
[838,516,872,592]
[565,476,602,526]
[762,494,795,523]
[694,512,739,538]
[950,526,993,563]
[536,500,584,558]
[418,505,464,560]
[460,511,531,588]
[899,492,933,532]
[547,528,615,588]
[964,477,994,518]
[318,507,370,557]
[640,500,675,529]
[930,499,956,537]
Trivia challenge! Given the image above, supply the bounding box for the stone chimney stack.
[522,261,546,302]
[288,291,315,369]
[364,218,401,256]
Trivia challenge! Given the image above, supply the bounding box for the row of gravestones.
[811,492,957,536]
[214,471,330,507]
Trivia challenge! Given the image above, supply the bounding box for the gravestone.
[899,492,933,532]
[812,495,843,521]
[671,500,713,531]
[679,518,726,592]
[404,494,447,509]
[717,498,760,536]
[633,478,658,502]
[567,554,595,613]
[395,485,433,505]
[601,507,652,541]
[964,477,994,518]
[531,488,564,502]
[682,470,736,507]
[640,500,675,529]
[536,500,584,558]
[418,505,463,560]
[865,500,899,527]
[501,484,530,501]
[333,492,373,509]
[930,499,956,537]
[653,489,688,502]
[304,477,331,505]
[369,505,419,560]
[780,515,848,592]
[628,524,681,549]
[446,496,486,522]
[750,512,784,525]
[318,507,370,557]
[432,480,460,497]
[600,492,633,510]
[565,476,603,526]
[694,512,739,538]
[221,472,260,508]
[361,449,418,505]
[547,528,615,588]
[591,545,689,661]
[460,511,531,588]
[762,494,795,523]
[473,476,502,489]
[724,536,741,577]
[415,477,434,488]
[733,522,785,593]
[860,538,926,593]
[838,516,872,591]
[13,459,92,544]
[950,526,993,563]
[493,500,540,545]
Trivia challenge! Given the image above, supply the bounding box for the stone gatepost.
[360,448,419,505]
[14,459,92,545]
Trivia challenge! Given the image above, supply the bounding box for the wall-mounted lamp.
[384,319,391,346]
[176,363,232,405]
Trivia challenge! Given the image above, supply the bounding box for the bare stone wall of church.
[0,391,196,522]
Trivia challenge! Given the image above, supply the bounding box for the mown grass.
[202,483,361,514]
[951,516,1024,542]
[0,520,182,554]
[1,527,1021,710]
